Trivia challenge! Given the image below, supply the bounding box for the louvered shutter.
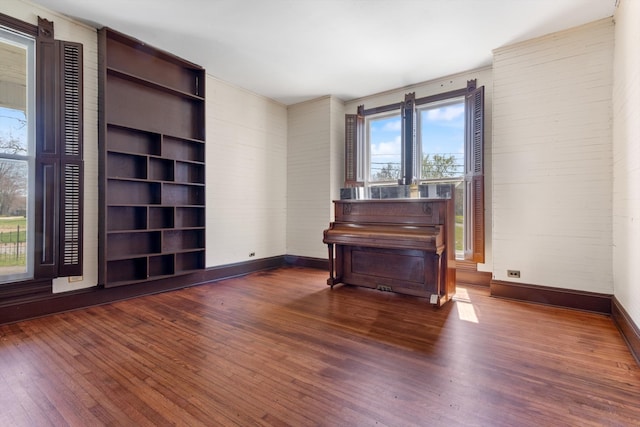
[344,108,364,187]
[34,17,83,279]
[58,41,83,276]
[464,83,484,263]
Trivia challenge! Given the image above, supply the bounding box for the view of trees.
[372,153,462,182]
[373,162,402,181]
[0,111,28,217]
[0,157,25,216]
[421,153,461,179]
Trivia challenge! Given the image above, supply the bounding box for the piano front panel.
[344,246,440,297]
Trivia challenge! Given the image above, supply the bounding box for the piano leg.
[327,244,336,288]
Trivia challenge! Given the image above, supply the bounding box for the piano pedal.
[376,285,393,292]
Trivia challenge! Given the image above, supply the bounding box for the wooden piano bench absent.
[323,184,456,307]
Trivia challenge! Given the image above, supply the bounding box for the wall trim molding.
[0,256,288,325]
[490,279,612,314]
[456,260,492,287]
[284,255,328,270]
[611,296,640,366]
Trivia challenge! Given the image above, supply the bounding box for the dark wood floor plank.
[0,266,638,426]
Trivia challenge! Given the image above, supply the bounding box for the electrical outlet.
[507,270,520,278]
[249,252,255,257]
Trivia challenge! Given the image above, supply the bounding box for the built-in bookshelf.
[98,28,205,288]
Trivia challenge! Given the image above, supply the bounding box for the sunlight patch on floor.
[453,287,479,323]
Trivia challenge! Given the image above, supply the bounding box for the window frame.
[0,26,36,283]
[344,80,484,263]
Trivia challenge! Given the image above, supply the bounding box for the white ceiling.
[31,0,616,105]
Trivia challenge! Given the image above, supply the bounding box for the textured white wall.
[613,0,640,326]
[329,96,345,212]
[287,96,335,259]
[492,18,614,292]
[3,0,99,293]
[205,76,287,266]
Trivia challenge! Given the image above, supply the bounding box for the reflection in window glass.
[367,113,402,183]
[0,28,34,282]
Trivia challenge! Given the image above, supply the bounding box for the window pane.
[420,99,465,258]
[0,38,28,155]
[0,107,27,155]
[0,159,28,277]
[420,101,465,179]
[0,28,34,282]
[368,114,401,183]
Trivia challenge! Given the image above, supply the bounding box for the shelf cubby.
[149,207,175,229]
[107,231,161,258]
[107,206,147,231]
[149,254,176,277]
[175,251,205,273]
[106,258,148,284]
[162,229,205,252]
[106,75,203,141]
[107,124,161,156]
[175,207,205,228]
[163,183,205,206]
[175,161,204,184]
[107,152,147,180]
[105,32,203,98]
[149,158,175,182]
[107,180,161,205]
[163,136,204,161]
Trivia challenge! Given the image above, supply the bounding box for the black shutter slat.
[61,42,82,157]
[345,114,357,183]
[344,108,364,187]
[58,40,83,277]
[59,162,82,276]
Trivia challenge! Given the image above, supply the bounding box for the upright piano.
[323,195,455,306]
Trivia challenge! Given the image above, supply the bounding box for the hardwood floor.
[0,267,638,426]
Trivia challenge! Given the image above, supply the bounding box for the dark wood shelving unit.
[99,28,205,288]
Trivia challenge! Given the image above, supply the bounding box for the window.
[367,112,402,183]
[345,80,484,262]
[0,13,83,286]
[0,25,35,283]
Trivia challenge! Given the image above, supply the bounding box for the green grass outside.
[0,216,27,230]
[0,254,26,267]
[0,216,27,267]
[0,216,27,232]
[455,215,463,251]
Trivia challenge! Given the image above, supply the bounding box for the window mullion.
[402,92,416,185]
